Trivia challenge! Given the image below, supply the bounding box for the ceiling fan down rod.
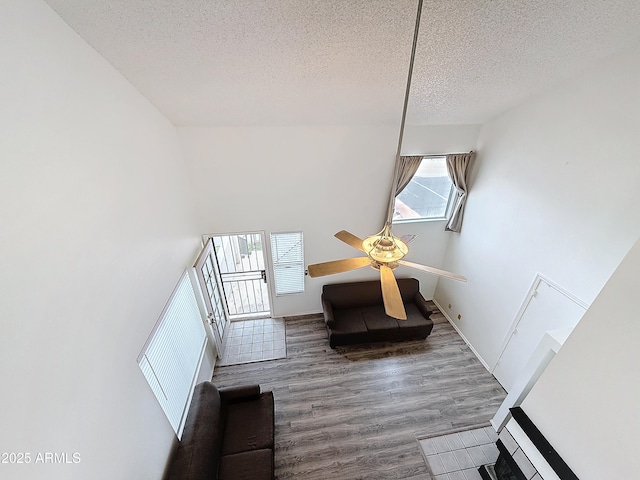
[384,0,423,227]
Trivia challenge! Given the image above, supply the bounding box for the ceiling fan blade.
[334,230,366,253]
[379,265,407,320]
[307,257,371,277]
[398,260,467,282]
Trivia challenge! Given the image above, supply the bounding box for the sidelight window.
[270,231,305,296]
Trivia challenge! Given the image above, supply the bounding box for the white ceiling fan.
[307,0,466,320]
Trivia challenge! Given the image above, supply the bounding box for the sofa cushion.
[165,382,223,480]
[322,281,383,308]
[218,449,273,480]
[397,303,432,329]
[361,305,399,336]
[329,308,369,347]
[333,308,367,331]
[221,391,274,455]
[396,278,420,299]
[392,304,433,340]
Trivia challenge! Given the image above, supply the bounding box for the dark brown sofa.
[321,277,433,348]
[165,381,274,480]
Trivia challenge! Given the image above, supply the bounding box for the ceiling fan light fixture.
[362,223,408,264]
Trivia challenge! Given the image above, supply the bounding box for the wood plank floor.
[212,305,506,480]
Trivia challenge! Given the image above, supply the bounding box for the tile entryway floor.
[418,426,499,480]
[218,317,286,366]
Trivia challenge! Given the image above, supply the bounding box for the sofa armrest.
[321,296,335,327]
[413,292,433,319]
[218,384,261,404]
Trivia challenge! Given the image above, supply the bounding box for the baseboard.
[432,299,492,372]
[278,311,323,320]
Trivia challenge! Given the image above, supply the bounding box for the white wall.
[434,42,640,369]
[178,124,479,316]
[0,1,200,479]
[522,237,640,480]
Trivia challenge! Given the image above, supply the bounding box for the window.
[392,155,454,222]
[270,231,305,296]
[137,271,207,438]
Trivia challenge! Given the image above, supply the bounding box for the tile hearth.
[419,426,499,480]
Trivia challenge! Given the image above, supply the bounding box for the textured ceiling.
[44,0,640,127]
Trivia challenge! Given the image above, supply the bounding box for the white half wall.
[0,1,200,478]
[178,124,479,316]
[522,237,640,480]
[434,41,640,370]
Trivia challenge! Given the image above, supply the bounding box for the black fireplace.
[478,407,579,480]
[478,439,527,480]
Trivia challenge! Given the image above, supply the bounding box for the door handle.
[261,270,267,283]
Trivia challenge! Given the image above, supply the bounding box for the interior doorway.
[209,232,272,320]
[492,274,587,391]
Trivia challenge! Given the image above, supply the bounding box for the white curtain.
[445,151,475,232]
[385,155,423,223]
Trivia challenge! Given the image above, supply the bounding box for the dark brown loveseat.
[321,277,433,348]
[165,381,274,480]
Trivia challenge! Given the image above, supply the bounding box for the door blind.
[138,271,206,438]
[270,231,305,296]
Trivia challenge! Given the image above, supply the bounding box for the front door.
[210,232,271,320]
[194,238,229,355]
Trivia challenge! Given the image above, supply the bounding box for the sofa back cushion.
[322,278,419,308]
[166,381,223,480]
[221,391,275,455]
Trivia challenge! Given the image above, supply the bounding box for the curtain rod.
[400,151,474,158]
